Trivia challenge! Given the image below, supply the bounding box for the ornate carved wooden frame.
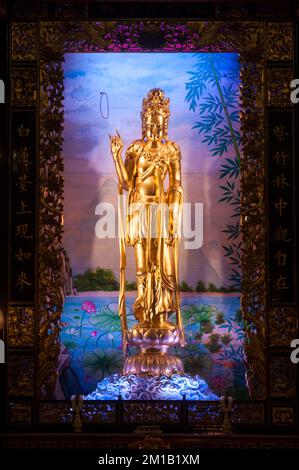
[37,20,267,401]
[9,18,296,428]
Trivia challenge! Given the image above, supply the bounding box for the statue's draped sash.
[118,142,185,353]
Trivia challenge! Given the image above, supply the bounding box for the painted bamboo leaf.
[185,53,242,290]
[219,158,240,179]
[222,223,240,240]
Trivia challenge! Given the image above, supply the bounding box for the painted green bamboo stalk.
[208,54,241,167]
[208,54,241,290]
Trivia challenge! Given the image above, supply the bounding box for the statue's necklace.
[143,145,166,164]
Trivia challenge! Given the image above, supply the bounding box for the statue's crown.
[142,88,170,119]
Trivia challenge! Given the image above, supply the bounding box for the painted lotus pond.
[60,53,246,400]
[60,293,248,400]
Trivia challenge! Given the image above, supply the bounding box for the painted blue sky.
[62,53,241,287]
[63,52,238,174]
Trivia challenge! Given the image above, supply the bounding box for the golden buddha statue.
[110,88,185,376]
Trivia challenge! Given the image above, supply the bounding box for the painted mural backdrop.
[60,53,247,399]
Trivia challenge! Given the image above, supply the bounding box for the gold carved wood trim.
[39,58,65,399]
[35,19,289,400]
[266,22,293,62]
[11,22,38,61]
[8,306,35,348]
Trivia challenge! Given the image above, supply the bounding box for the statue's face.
[144,114,165,142]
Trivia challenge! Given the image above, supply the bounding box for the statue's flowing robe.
[118,140,185,350]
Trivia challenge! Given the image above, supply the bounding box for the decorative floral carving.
[11,23,38,61]
[269,307,297,347]
[267,68,293,107]
[272,406,295,425]
[39,22,64,62]
[8,306,34,347]
[39,20,267,56]
[81,403,116,423]
[188,402,222,425]
[40,22,114,58]
[38,58,65,399]
[270,357,296,398]
[8,356,35,397]
[232,403,265,424]
[9,403,32,424]
[11,68,37,107]
[39,403,72,423]
[123,402,181,424]
[240,62,266,399]
[128,436,170,449]
[267,23,293,61]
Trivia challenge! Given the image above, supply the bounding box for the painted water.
[60,293,248,400]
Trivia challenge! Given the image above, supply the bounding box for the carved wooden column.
[8,16,38,425]
[266,19,298,428]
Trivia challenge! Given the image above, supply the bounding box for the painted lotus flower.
[81,300,96,314]
[66,327,80,336]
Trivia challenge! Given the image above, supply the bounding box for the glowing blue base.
[84,373,219,401]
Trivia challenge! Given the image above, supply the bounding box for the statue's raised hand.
[109,130,123,161]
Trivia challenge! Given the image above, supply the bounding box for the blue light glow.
[84,373,219,401]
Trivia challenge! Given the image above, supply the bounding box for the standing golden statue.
[110,88,185,376]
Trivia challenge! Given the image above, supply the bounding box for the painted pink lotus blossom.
[81,300,96,314]
[91,331,97,337]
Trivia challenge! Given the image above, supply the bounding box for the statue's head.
[141,88,170,142]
